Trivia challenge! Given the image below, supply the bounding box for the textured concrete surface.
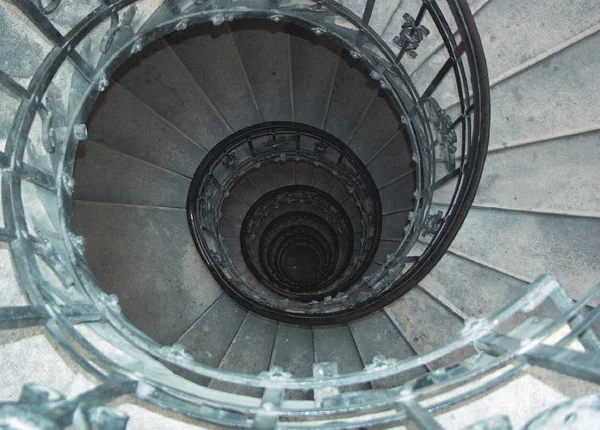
[168,23,263,131]
[469,131,600,216]
[313,324,371,391]
[386,287,473,369]
[113,38,231,148]
[324,51,379,143]
[350,311,427,388]
[0,326,79,401]
[487,31,600,150]
[88,82,207,177]
[436,374,567,429]
[350,93,403,163]
[290,26,342,129]
[209,313,277,397]
[74,140,191,207]
[420,250,529,319]
[178,294,247,385]
[74,202,222,345]
[231,21,294,122]
[0,245,25,307]
[0,2,51,78]
[474,0,600,80]
[445,206,600,302]
[270,324,314,399]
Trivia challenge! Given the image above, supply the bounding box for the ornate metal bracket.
[425,97,457,171]
[393,13,430,59]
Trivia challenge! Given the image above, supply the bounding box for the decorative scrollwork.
[263,135,295,150]
[222,151,237,169]
[425,97,457,171]
[36,0,61,15]
[100,6,136,54]
[425,97,457,172]
[422,210,444,236]
[393,13,430,59]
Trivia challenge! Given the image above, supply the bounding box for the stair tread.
[313,325,370,391]
[87,82,206,178]
[74,202,222,345]
[220,216,242,239]
[243,168,278,195]
[229,182,261,210]
[209,313,278,397]
[472,31,600,151]
[230,21,293,122]
[221,195,249,222]
[178,294,247,385]
[381,211,409,239]
[350,93,402,163]
[379,174,415,215]
[270,324,314,400]
[293,161,315,186]
[386,287,472,369]
[373,240,400,265]
[437,131,600,217]
[113,38,230,148]
[350,311,427,389]
[167,24,263,131]
[420,250,529,320]
[474,0,600,80]
[366,133,412,189]
[437,205,600,303]
[269,162,296,188]
[311,167,336,193]
[324,51,378,143]
[73,140,190,207]
[0,95,19,142]
[290,29,341,129]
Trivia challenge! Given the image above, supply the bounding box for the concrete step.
[349,92,404,164]
[313,324,371,391]
[230,20,293,122]
[87,82,206,177]
[270,323,314,400]
[73,140,190,208]
[290,27,341,129]
[439,205,600,303]
[73,202,222,345]
[112,38,231,149]
[385,287,473,370]
[475,30,599,151]
[474,0,600,81]
[167,23,263,131]
[177,294,248,385]
[324,51,378,143]
[208,313,278,397]
[350,310,427,388]
[437,130,600,218]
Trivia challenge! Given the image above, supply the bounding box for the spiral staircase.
[1,0,599,428]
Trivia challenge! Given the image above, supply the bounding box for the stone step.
[73,140,190,208]
[230,20,293,122]
[73,201,222,344]
[208,313,278,397]
[113,38,231,149]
